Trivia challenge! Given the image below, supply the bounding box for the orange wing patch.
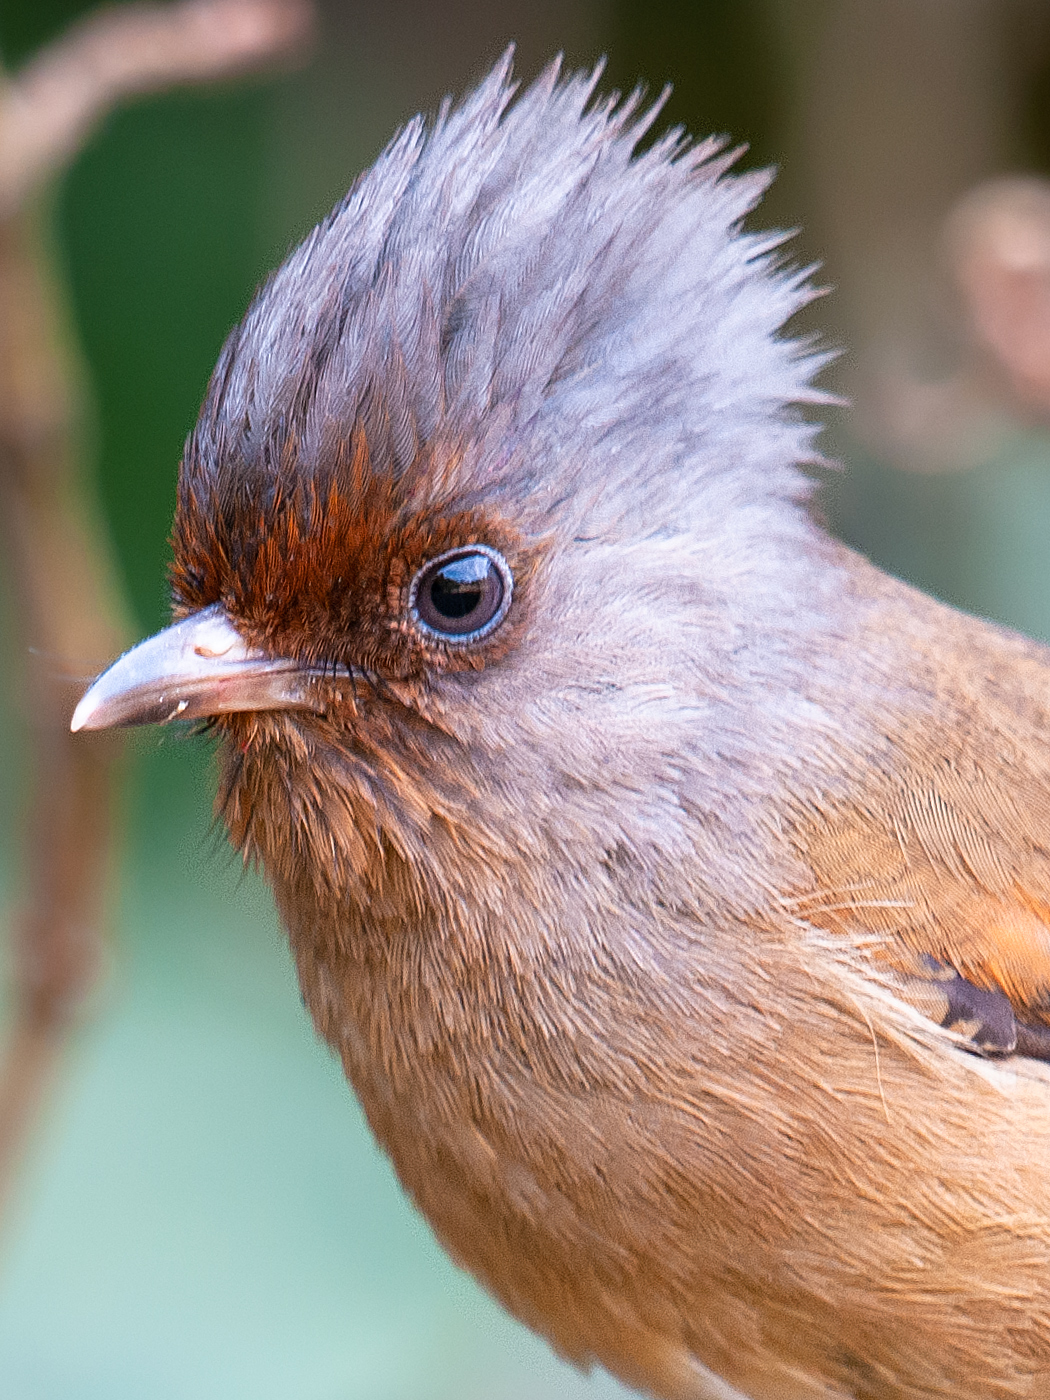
[794,748,1050,1027]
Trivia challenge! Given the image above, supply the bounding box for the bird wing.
[793,566,1050,1042]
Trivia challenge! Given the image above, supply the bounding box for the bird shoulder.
[791,565,1050,1052]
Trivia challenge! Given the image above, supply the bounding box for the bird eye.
[410,545,512,642]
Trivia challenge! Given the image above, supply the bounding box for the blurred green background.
[4,1,1050,1396]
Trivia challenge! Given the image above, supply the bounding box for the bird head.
[72,53,831,904]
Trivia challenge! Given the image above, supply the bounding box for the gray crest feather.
[188,50,831,540]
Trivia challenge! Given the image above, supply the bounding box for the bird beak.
[70,604,318,732]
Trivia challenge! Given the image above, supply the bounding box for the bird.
[70,52,1050,1400]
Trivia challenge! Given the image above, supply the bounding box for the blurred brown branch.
[0,0,314,1224]
[785,0,1050,474]
[946,176,1050,419]
[0,0,313,217]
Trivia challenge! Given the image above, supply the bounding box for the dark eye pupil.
[429,556,491,618]
[412,548,511,640]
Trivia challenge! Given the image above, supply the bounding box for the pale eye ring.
[409,545,513,643]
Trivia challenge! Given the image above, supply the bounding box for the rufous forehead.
[170,430,535,677]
